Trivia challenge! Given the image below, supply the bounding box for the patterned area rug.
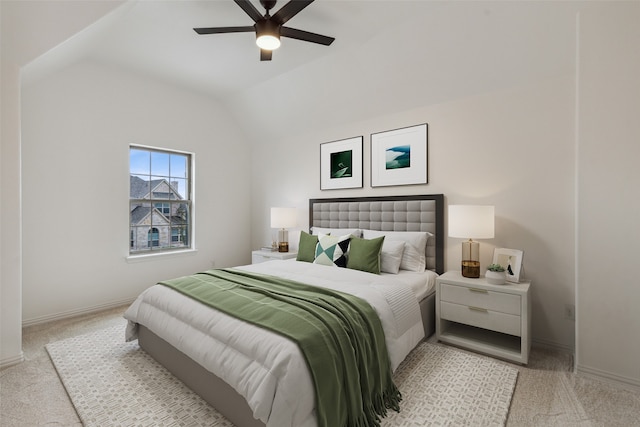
[47,325,518,427]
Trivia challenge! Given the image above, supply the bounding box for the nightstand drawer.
[440,283,521,315]
[440,301,521,336]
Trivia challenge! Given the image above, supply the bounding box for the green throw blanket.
[159,268,401,427]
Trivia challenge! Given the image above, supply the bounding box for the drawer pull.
[469,288,488,294]
[468,306,488,313]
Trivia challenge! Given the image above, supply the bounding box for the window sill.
[126,248,198,263]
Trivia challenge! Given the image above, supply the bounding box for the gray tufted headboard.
[309,194,444,274]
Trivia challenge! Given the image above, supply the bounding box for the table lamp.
[448,205,495,278]
[270,207,297,252]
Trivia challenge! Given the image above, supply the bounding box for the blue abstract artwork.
[385,145,411,170]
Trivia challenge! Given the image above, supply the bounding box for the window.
[154,203,170,215]
[129,146,192,254]
[171,227,185,242]
[148,228,160,247]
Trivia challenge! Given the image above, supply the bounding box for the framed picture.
[320,136,363,190]
[371,123,428,187]
[493,248,524,283]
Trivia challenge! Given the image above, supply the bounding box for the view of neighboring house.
[129,176,189,252]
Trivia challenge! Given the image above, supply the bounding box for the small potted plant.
[486,263,507,285]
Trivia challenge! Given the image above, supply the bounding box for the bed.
[124,194,444,427]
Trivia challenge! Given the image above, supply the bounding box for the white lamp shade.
[270,207,297,229]
[448,205,495,239]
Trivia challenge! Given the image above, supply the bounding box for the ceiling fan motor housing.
[256,19,280,39]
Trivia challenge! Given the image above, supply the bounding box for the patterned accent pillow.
[313,234,351,267]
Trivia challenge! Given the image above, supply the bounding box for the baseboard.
[0,352,25,369]
[532,337,575,354]
[577,364,640,392]
[22,297,135,328]
[0,351,24,369]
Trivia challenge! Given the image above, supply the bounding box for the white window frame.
[128,145,195,258]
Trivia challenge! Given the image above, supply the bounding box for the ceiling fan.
[194,0,335,61]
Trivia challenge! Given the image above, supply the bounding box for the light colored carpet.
[47,325,518,427]
[507,368,591,426]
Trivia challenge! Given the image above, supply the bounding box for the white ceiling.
[24,0,413,97]
[22,0,580,140]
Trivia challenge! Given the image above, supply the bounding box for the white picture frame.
[370,123,428,187]
[493,248,524,283]
[320,136,363,190]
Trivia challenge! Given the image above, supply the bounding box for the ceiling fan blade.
[194,26,255,35]
[272,0,314,25]
[280,26,334,46]
[234,0,264,22]
[260,49,273,61]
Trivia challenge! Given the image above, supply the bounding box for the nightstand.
[435,271,531,364]
[251,250,297,264]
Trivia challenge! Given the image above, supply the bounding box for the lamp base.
[277,228,289,252]
[461,260,480,278]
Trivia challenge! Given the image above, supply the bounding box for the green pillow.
[296,231,318,263]
[347,236,385,274]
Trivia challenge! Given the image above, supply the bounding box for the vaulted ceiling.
[21,0,579,141]
[23,1,410,97]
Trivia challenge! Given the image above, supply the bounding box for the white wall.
[229,1,578,144]
[246,1,640,388]
[250,75,576,350]
[1,0,124,367]
[245,1,580,351]
[0,39,25,367]
[576,2,640,389]
[20,61,251,323]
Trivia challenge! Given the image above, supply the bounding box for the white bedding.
[124,260,428,427]
[382,268,438,301]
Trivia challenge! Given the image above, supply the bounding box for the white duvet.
[124,260,427,427]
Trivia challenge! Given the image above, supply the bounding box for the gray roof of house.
[130,175,183,200]
[130,205,188,226]
[130,205,152,224]
[169,215,187,226]
[130,175,165,199]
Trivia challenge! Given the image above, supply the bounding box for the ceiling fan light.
[256,34,280,50]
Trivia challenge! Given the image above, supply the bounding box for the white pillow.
[362,230,431,272]
[311,227,362,238]
[380,240,405,274]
